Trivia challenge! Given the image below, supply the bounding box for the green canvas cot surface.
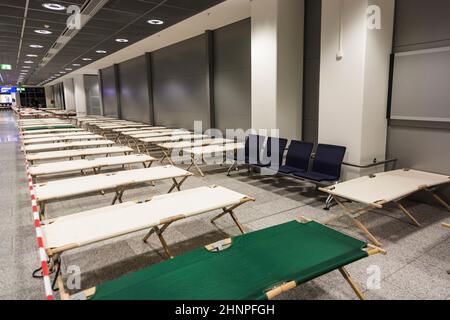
[91,221,368,300]
[23,125,75,131]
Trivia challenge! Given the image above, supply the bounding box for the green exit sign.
[0,64,12,70]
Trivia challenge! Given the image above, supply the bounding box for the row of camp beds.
[17,118,388,301]
[79,119,248,176]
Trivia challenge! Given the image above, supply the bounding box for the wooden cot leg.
[143,226,174,259]
[394,201,421,227]
[431,192,450,211]
[338,267,365,300]
[230,211,245,234]
[191,156,205,177]
[350,217,382,247]
[334,197,382,246]
[168,176,189,193]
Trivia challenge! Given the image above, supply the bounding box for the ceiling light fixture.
[96,50,107,54]
[82,58,92,61]
[23,66,31,69]
[26,54,38,57]
[30,44,43,49]
[65,68,73,71]
[24,61,34,64]
[34,29,53,35]
[42,3,66,11]
[73,64,81,67]
[147,19,164,25]
[115,38,129,43]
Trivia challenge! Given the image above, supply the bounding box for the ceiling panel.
[0,0,226,86]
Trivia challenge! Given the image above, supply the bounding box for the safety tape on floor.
[19,126,54,300]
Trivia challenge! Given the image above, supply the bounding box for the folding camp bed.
[34,165,193,218]
[41,185,255,297]
[137,134,208,155]
[21,124,76,131]
[26,146,134,164]
[24,134,105,145]
[22,128,85,136]
[183,143,245,176]
[158,138,235,165]
[56,216,384,300]
[319,169,450,246]
[22,131,93,140]
[29,154,156,183]
[112,127,167,143]
[24,140,115,153]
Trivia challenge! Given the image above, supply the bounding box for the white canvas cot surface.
[26,146,133,163]
[42,186,254,258]
[24,140,115,153]
[29,154,156,177]
[24,135,104,145]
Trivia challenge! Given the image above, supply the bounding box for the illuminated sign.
[0,87,17,94]
[0,64,12,70]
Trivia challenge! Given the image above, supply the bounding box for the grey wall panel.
[84,75,102,115]
[302,0,321,143]
[100,66,119,118]
[213,18,251,132]
[394,0,450,52]
[119,55,151,123]
[387,0,450,200]
[152,35,209,130]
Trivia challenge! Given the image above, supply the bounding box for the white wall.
[44,86,54,107]
[319,0,394,178]
[251,0,304,140]
[73,75,87,116]
[63,78,76,111]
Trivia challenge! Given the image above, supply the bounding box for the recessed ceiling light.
[59,71,66,74]
[147,19,164,25]
[82,58,92,61]
[26,54,38,58]
[65,68,73,71]
[34,29,53,35]
[30,44,43,49]
[23,66,31,69]
[115,38,129,43]
[24,61,34,64]
[42,3,66,11]
[96,50,107,54]
[21,70,29,73]
[73,64,81,67]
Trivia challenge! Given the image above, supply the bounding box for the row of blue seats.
[231,135,347,184]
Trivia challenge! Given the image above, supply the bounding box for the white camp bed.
[183,143,245,176]
[24,134,104,145]
[22,128,85,136]
[112,127,166,133]
[137,134,208,154]
[157,138,235,165]
[22,131,93,140]
[34,165,193,218]
[29,154,156,183]
[24,140,115,153]
[26,146,134,164]
[43,185,254,263]
[128,130,191,139]
[319,169,450,246]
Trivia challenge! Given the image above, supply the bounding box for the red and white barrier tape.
[19,128,54,300]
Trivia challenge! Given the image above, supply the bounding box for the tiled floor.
[1,111,449,300]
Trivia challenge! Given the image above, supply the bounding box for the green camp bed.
[22,124,76,131]
[70,218,385,300]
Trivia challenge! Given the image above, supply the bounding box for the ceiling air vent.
[37,0,109,68]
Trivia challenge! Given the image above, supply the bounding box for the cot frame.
[59,216,385,301]
[319,169,450,246]
[26,148,133,165]
[44,191,255,299]
[30,156,156,184]
[36,169,193,219]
